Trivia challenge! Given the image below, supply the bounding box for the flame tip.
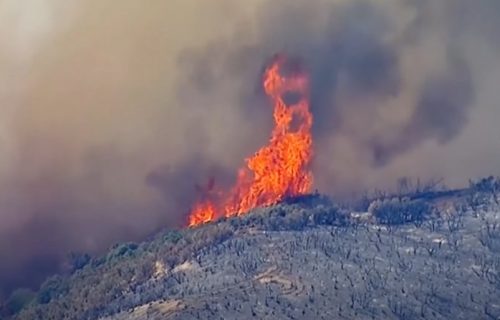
[188,55,313,227]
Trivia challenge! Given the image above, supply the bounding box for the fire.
[188,201,216,226]
[188,55,313,227]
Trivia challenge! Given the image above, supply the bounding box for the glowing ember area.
[188,55,313,227]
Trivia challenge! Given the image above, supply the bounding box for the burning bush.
[188,55,313,226]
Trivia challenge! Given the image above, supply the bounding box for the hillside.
[5,178,500,320]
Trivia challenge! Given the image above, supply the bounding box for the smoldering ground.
[1,0,500,297]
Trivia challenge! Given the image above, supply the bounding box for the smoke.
[177,0,500,195]
[0,0,251,295]
[0,0,499,297]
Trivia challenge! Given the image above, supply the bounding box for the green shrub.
[106,242,139,262]
[469,176,500,194]
[163,230,183,244]
[369,198,430,225]
[37,276,69,305]
[68,252,91,272]
[5,289,35,315]
[311,204,349,226]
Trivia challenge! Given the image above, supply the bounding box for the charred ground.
[2,177,500,320]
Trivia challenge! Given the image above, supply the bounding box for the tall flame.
[188,55,313,227]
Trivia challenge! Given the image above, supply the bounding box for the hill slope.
[9,179,500,320]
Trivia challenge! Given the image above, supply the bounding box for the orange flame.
[188,55,313,227]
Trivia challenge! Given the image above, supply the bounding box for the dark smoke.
[177,0,481,174]
[1,0,500,299]
[174,0,500,195]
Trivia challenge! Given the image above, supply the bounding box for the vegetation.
[2,178,500,319]
[369,197,431,225]
[3,289,35,316]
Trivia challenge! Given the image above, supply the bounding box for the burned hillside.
[3,177,499,320]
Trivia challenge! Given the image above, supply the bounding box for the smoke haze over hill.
[1,0,500,295]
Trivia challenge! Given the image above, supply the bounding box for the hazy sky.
[0,0,499,294]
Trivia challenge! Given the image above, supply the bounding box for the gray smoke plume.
[1,0,500,298]
[172,0,500,195]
